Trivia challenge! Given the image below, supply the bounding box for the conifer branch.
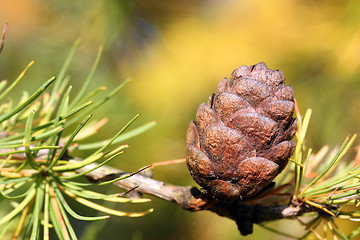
[75,160,326,236]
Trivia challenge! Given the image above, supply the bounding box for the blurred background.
[1,0,360,239]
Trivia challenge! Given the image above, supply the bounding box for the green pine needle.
[0,77,55,123]
[0,43,154,239]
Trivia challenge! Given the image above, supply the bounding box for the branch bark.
[74,160,318,235]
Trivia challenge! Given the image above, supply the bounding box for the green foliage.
[0,41,154,239]
[263,106,360,239]
[293,108,360,239]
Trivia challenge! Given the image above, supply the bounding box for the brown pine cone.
[186,62,297,201]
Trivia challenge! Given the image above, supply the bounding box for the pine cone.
[186,62,297,201]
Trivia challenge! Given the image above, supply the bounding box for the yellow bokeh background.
[1,0,360,239]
